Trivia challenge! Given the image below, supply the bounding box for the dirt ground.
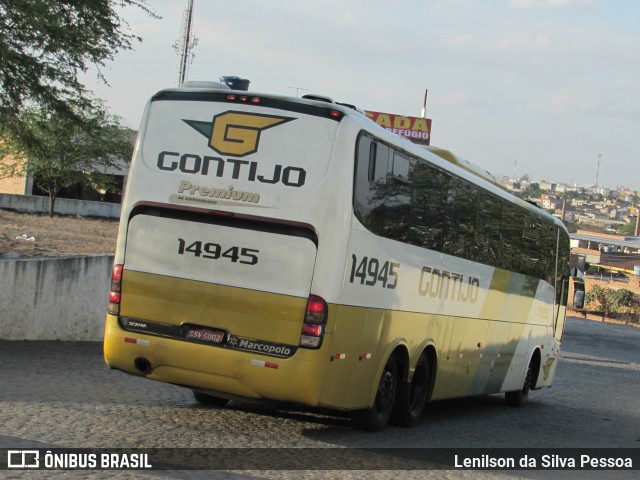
[0,209,118,257]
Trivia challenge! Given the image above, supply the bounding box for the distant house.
[539,181,556,192]
[541,194,560,210]
[556,183,580,194]
[571,230,640,269]
[0,166,29,194]
[0,136,133,203]
[0,144,30,194]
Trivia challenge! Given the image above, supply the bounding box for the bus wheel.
[351,354,398,432]
[391,353,430,427]
[193,391,230,407]
[505,362,532,407]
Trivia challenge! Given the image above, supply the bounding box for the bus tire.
[391,352,430,427]
[505,361,532,407]
[351,354,398,432]
[193,391,230,407]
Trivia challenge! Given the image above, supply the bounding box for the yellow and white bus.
[104,81,574,431]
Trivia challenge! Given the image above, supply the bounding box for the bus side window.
[541,223,557,285]
[409,161,447,250]
[367,142,377,183]
[373,142,389,183]
[475,192,502,266]
[354,134,388,235]
[391,151,411,181]
[443,179,477,258]
[556,230,570,305]
[522,215,543,279]
[384,151,414,240]
[500,205,525,273]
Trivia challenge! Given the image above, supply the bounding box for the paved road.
[0,317,638,479]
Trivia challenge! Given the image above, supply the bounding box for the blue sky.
[82,0,640,190]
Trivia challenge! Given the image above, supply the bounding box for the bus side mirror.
[570,267,578,277]
[573,289,585,309]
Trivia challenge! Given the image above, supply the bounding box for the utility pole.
[420,89,430,146]
[420,89,428,118]
[173,0,198,86]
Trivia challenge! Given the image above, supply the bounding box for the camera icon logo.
[7,450,40,469]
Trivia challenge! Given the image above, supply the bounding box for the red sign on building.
[365,111,432,146]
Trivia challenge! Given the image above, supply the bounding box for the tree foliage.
[0,104,134,216]
[523,182,542,199]
[585,285,610,320]
[616,222,637,236]
[0,0,157,138]
[608,288,638,313]
[585,285,639,321]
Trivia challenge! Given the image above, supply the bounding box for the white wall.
[0,193,121,218]
[0,255,113,341]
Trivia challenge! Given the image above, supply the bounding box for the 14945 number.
[349,254,399,289]
[177,238,259,265]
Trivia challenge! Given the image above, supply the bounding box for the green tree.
[609,289,639,315]
[585,284,610,321]
[564,221,579,233]
[616,222,636,236]
[0,104,134,216]
[585,285,639,321]
[525,182,542,198]
[0,0,157,139]
[563,189,588,201]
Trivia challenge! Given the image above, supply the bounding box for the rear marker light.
[251,359,279,369]
[300,294,328,349]
[108,264,124,316]
[329,110,343,119]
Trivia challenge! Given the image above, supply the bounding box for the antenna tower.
[594,153,601,187]
[173,0,198,86]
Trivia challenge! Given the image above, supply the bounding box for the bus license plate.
[185,328,225,344]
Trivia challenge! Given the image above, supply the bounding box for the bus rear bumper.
[103,314,325,406]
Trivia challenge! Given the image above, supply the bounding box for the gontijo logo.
[157,110,305,187]
[183,111,295,157]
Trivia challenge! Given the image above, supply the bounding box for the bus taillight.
[226,94,261,104]
[300,294,328,349]
[107,264,123,315]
